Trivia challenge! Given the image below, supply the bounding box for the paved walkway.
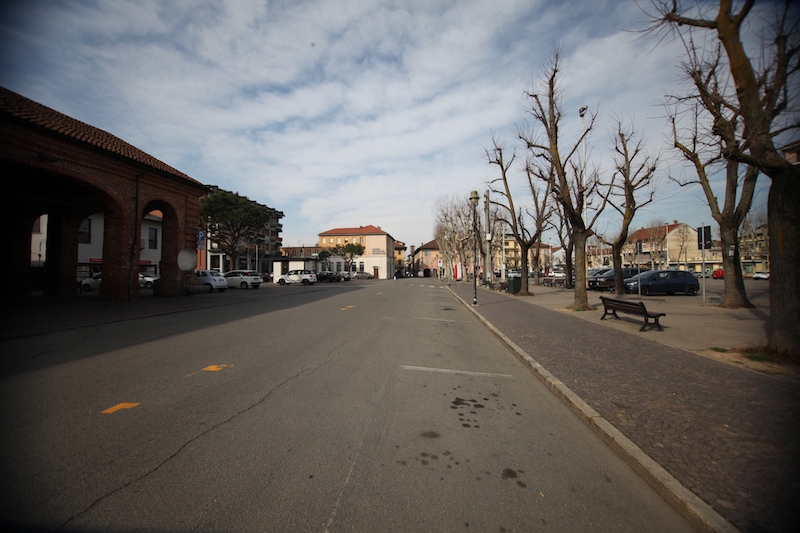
[446,281,798,533]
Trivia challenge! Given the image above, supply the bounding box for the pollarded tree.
[599,119,659,295]
[485,136,552,295]
[645,0,800,358]
[433,194,477,279]
[517,47,608,309]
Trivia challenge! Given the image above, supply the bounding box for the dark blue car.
[624,270,699,296]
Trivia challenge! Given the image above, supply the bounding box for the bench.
[542,276,566,287]
[600,296,665,332]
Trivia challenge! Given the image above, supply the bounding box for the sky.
[0,0,776,251]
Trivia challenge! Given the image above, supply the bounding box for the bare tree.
[665,41,760,307]
[517,47,607,309]
[523,156,557,286]
[599,119,659,294]
[645,0,800,357]
[673,223,694,271]
[646,218,668,270]
[432,194,474,280]
[485,137,544,295]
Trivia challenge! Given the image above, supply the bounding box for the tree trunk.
[519,243,531,295]
[612,244,625,296]
[719,223,753,308]
[572,230,591,309]
[768,169,800,359]
[564,247,574,290]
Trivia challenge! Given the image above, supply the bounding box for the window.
[336,262,342,272]
[148,228,158,249]
[337,237,341,244]
[359,262,364,271]
[359,237,364,243]
[78,218,91,244]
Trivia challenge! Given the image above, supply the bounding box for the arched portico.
[1,87,207,301]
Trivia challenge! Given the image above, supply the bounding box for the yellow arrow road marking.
[203,364,234,372]
[185,364,235,377]
[102,403,139,414]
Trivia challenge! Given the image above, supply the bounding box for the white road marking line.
[413,317,460,322]
[399,365,513,378]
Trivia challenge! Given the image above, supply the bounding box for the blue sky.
[0,0,773,250]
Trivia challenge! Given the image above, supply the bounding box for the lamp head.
[579,105,588,117]
[469,190,479,206]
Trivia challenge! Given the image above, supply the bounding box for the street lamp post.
[470,190,479,305]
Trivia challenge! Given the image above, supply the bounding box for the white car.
[278,270,317,285]
[752,271,770,280]
[81,273,102,292]
[223,270,262,289]
[139,273,160,289]
[196,270,227,292]
[352,271,374,279]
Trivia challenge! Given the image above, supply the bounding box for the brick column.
[101,206,139,302]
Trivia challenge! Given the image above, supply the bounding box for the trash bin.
[508,277,521,294]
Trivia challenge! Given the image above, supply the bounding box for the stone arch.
[141,198,185,297]
[1,86,207,301]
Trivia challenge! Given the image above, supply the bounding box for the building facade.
[410,240,447,278]
[318,225,396,279]
[4,86,207,300]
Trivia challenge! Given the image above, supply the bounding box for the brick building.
[1,86,208,300]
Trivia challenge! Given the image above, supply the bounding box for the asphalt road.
[0,281,695,532]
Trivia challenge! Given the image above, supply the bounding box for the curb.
[446,286,739,533]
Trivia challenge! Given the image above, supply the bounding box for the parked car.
[624,269,699,296]
[139,273,160,289]
[712,269,724,279]
[352,271,374,279]
[223,270,262,289]
[81,273,102,292]
[317,272,341,282]
[195,269,227,292]
[752,271,770,280]
[589,268,649,291]
[549,268,566,278]
[340,272,351,281]
[278,270,317,285]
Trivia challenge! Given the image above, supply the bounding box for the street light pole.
[579,105,589,282]
[470,190,479,305]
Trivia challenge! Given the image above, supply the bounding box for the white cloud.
[0,0,754,250]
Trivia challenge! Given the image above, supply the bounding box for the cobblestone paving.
[448,282,800,533]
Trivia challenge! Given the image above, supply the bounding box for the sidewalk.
[447,281,799,533]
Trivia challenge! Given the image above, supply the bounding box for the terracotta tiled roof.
[419,239,439,250]
[319,225,388,236]
[0,86,204,187]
